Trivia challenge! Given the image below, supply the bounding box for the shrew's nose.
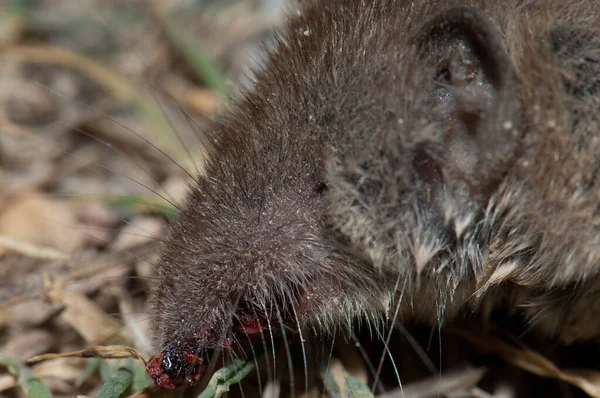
[147,346,205,389]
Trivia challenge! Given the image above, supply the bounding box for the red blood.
[157,374,176,389]
[146,349,205,389]
[184,352,199,364]
[183,356,203,387]
[146,352,177,389]
[237,315,269,334]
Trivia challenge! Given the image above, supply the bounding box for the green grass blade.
[9,0,35,15]
[321,361,373,398]
[76,358,101,388]
[103,194,179,218]
[94,360,134,398]
[131,359,153,392]
[197,359,255,398]
[157,11,232,99]
[0,356,53,398]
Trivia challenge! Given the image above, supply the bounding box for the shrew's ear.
[416,8,522,197]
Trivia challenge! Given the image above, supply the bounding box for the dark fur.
[150,0,600,376]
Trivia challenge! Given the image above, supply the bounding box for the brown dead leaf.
[162,75,221,115]
[378,366,487,398]
[27,345,146,365]
[0,235,69,261]
[111,216,164,251]
[4,79,59,126]
[335,338,368,384]
[0,12,26,45]
[452,328,600,397]
[3,330,54,361]
[72,202,119,247]
[160,175,195,208]
[0,193,84,255]
[0,374,16,393]
[47,290,129,346]
[0,300,63,329]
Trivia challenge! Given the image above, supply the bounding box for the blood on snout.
[237,314,270,334]
[146,349,205,389]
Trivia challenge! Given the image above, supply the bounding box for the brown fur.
[150,0,600,383]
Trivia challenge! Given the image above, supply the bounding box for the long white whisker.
[263,302,278,383]
[349,331,385,393]
[322,332,336,379]
[227,335,250,398]
[397,323,438,375]
[372,277,407,396]
[290,302,308,395]
[143,81,205,179]
[27,76,199,190]
[73,1,212,191]
[436,295,445,377]
[243,328,263,396]
[275,306,294,398]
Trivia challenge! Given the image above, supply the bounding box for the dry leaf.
[335,339,369,384]
[162,75,222,115]
[30,358,85,384]
[0,235,68,261]
[0,193,84,255]
[3,330,54,361]
[111,216,164,251]
[0,374,16,392]
[453,329,600,397]
[47,290,129,346]
[27,345,145,365]
[378,366,487,398]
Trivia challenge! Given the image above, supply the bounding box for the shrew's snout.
[147,286,309,389]
[147,343,206,389]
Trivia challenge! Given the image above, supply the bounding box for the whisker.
[25,77,195,206]
[228,329,249,362]
[120,316,153,354]
[374,328,404,397]
[372,276,408,396]
[144,83,205,178]
[174,95,212,153]
[196,290,245,389]
[397,323,438,375]
[65,148,186,215]
[103,311,150,317]
[150,83,208,179]
[74,0,148,73]
[38,213,195,256]
[74,2,211,185]
[227,334,250,398]
[435,295,445,377]
[90,315,153,349]
[243,328,263,396]
[349,331,385,393]
[275,306,294,398]
[321,331,336,389]
[62,277,156,297]
[289,301,308,395]
[31,192,176,217]
[262,302,278,383]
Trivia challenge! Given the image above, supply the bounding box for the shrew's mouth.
[146,344,206,389]
[147,291,309,389]
[146,323,273,389]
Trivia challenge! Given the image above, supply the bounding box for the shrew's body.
[148,0,600,389]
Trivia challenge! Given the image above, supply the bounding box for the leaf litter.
[0,0,599,397]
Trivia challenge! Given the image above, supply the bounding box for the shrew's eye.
[315,182,328,197]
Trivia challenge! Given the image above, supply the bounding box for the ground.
[0,0,598,397]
